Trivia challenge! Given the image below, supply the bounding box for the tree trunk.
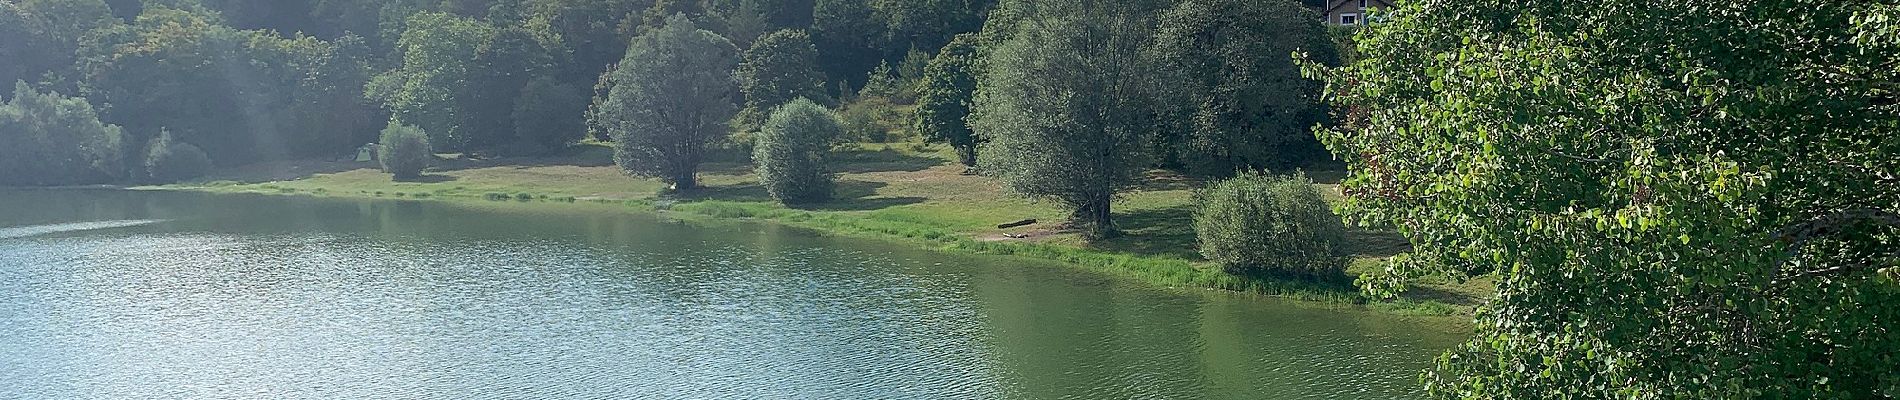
[671,171,697,191]
[955,145,977,167]
[1073,193,1117,239]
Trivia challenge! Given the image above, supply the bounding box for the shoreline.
[165,185,1464,317]
[105,144,1487,318]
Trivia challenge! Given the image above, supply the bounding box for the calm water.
[0,189,1463,399]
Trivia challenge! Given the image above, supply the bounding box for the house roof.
[1323,0,1395,14]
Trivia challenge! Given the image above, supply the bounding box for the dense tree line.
[3,0,1334,191]
[0,0,1014,185]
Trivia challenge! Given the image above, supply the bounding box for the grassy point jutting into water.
[3,0,1897,398]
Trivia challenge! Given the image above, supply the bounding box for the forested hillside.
[0,0,1338,188]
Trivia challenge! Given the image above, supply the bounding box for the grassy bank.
[156,143,1491,316]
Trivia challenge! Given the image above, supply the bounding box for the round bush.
[378,122,432,180]
[754,98,840,204]
[1193,171,1347,277]
[143,132,211,183]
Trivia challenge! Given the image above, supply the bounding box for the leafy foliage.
[1308,0,1900,397]
[596,13,739,190]
[369,12,558,152]
[738,29,827,130]
[837,94,907,143]
[970,0,1169,239]
[468,25,559,150]
[0,0,118,89]
[640,0,705,32]
[912,33,980,166]
[376,122,432,180]
[876,0,985,55]
[511,76,588,154]
[1193,171,1345,278]
[1151,0,1334,176]
[0,81,124,186]
[523,0,645,84]
[753,98,839,204]
[810,0,883,90]
[142,130,211,183]
[77,7,376,165]
[856,60,900,99]
[367,12,487,150]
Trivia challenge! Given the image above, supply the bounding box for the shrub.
[838,96,909,143]
[754,98,841,204]
[143,130,212,183]
[377,122,431,180]
[1193,171,1346,278]
[0,81,125,186]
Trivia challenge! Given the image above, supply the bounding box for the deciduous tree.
[595,14,739,190]
[810,0,883,91]
[1152,0,1335,176]
[1307,1,1900,397]
[913,33,980,167]
[366,12,491,151]
[0,81,124,186]
[78,7,375,164]
[970,0,1168,239]
[738,29,826,129]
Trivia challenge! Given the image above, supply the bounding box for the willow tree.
[596,14,740,190]
[1308,0,1900,397]
[970,0,1169,239]
[754,98,841,204]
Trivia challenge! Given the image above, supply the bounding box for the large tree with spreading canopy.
[595,13,739,190]
[1308,0,1900,397]
[969,0,1170,239]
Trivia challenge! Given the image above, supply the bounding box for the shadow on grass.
[1089,204,1201,260]
[395,174,458,183]
[425,145,618,172]
[674,183,773,202]
[1343,228,1411,257]
[673,180,926,212]
[204,160,371,183]
[830,148,946,173]
[1131,170,1202,191]
[799,180,925,211]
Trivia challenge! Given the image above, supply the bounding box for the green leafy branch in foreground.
[1307,0,1900,397]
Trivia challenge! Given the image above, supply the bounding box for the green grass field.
[158,142,1492,316]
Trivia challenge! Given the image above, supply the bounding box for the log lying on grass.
[996,219,1037,229]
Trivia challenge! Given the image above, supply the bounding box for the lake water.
[0,189,1463,399]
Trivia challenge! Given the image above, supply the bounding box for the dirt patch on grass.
[977,226,1069,241]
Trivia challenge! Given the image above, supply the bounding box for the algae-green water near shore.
[0,189,1462,398]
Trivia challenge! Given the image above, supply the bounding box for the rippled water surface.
[0,189,1463,399]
